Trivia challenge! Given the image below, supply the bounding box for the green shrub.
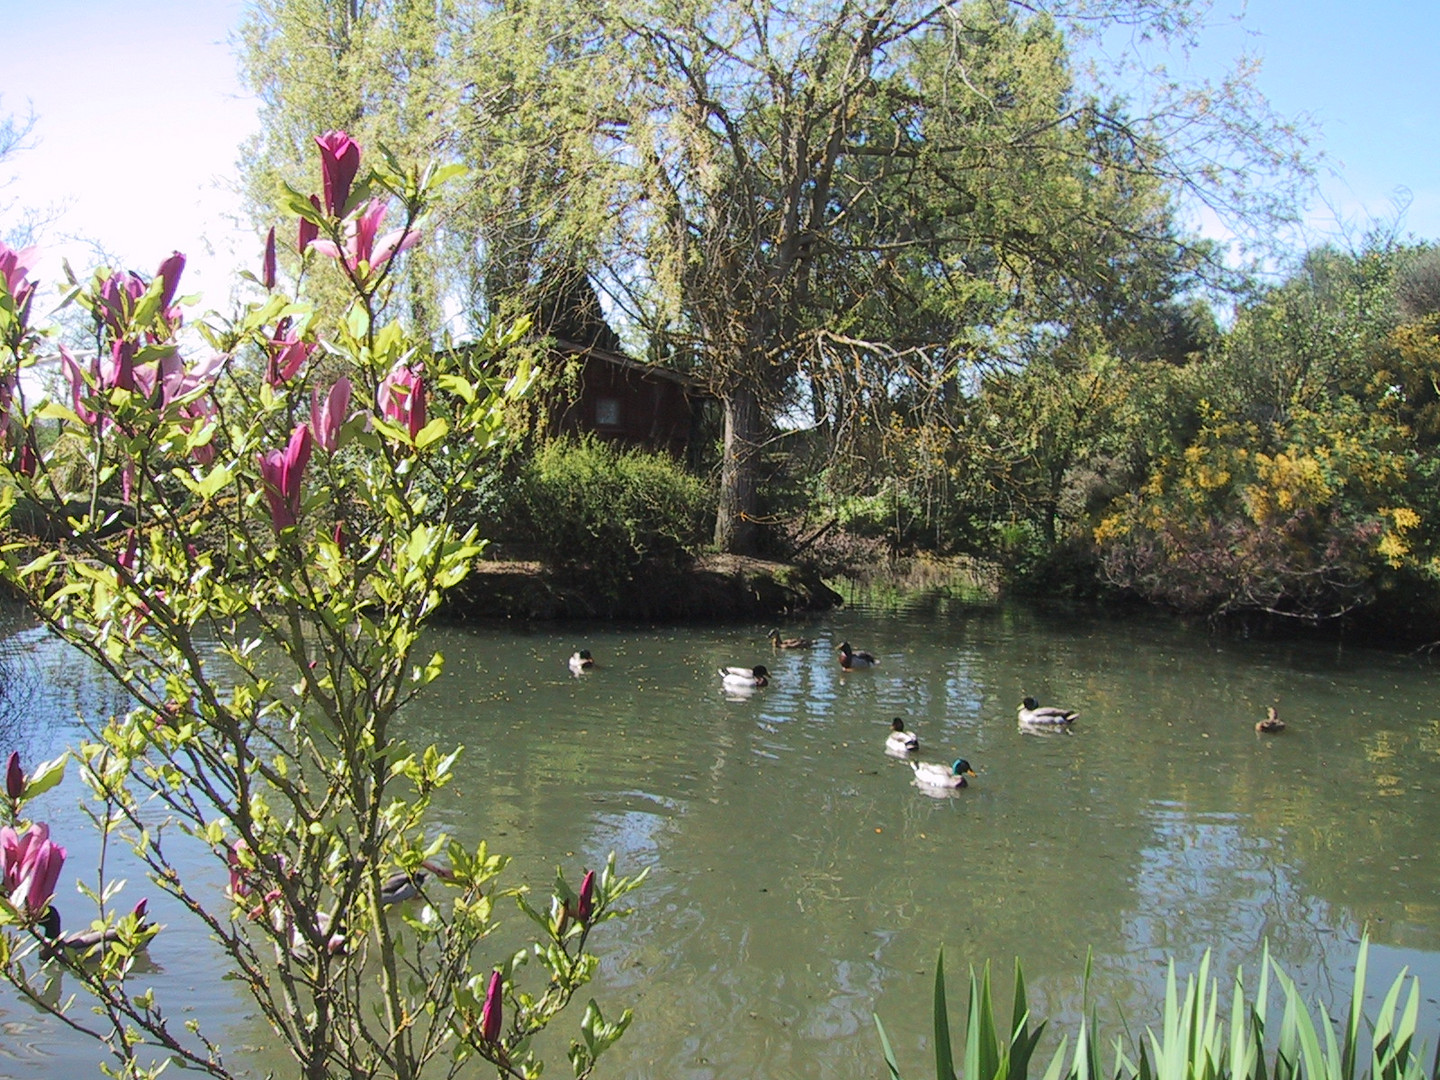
[510,436,710,600]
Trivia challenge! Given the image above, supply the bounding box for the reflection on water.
[1,600,1439,1077]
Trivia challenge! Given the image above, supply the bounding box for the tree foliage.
[239,0,1309,555]
[1095,242,1439,622]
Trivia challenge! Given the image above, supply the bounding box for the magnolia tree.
[0,133,641,1080]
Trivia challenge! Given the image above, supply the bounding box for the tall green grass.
[876,939,1438,1080]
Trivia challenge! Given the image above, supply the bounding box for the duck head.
[952,759,975,777]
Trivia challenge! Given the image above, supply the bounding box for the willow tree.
[240,0,1308,555]
[577,0,1308,553]
[239,0,628,344]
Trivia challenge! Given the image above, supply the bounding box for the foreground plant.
[0,132,642,1080]
[876,939,1437,1080]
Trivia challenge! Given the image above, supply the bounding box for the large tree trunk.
[713,385,763,555]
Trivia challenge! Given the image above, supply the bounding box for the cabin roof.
[551,339,711,396]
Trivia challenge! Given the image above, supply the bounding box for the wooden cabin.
[546,339,711,461]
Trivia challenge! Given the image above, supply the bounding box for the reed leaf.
[1011,959,1048,1080]
[1345,939,1371,1080]
[875,1012,904,1080]
[936,948,957,1080]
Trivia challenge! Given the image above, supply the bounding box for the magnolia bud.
[5,751,23,799]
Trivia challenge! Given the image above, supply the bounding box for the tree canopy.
[239,0,1311,555]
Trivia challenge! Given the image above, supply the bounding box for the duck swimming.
[569,650,595,675]
[1255,706,1286,734]
[40,899,153,960]
[910,758,975,789]
[1018,696,1077,726]
[838,642,877,670]
[767,628,815,649]
[720,664,769,689]
[379,861,453,908]
[885,717,919,754]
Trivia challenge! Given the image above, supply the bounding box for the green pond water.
[1,598,1439,1078]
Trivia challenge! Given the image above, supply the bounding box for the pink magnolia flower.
[0,824,26,891]
[0,374,13,433]
[60,346,101,426]
[1,823,66,918]
[0,240,38,310]
[5,752,22,800]
[480,970,503,1043]
[298,195,321,254]
[310,377,352,453]
[332,521,348,555]
[265,319,315,387]
[105,339,137,392]
[310,198,419,280]
[117,529,139,574]
[227,841,253,900]
[377,361,426,440]
[257,423,313,532]
[132,347,180,404]
[155,251,185,313]
[181,393,219,466]
[97,270,146,337]
[315,131,361,216]
[97,270,144,338]
[576,869,596,922]
[136,349,222,410]
[125,350,221,463]
[262,227,277,290]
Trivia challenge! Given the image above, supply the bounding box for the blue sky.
[1,0,1437,310]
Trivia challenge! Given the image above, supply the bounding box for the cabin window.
[595,397,621,427]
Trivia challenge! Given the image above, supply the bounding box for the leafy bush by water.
[509,436,710,601]
[876,938,1436,1080]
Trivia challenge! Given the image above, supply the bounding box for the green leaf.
[415,416,450,450]
[21,752,67,800]
[279,180,323,220]
[183,462,234,500]
[875,1014,905,1080]
[934,949,956,1080]
[347,302,371,340]
[429,162,468,188]
[437,373,477,404]
[35,400,84,425]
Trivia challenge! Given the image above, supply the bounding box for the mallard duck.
[1255,706,1286,734]
[838,641,877,670]
[569,649,595,675]
[885,717,919,754]
[767,628,815,649]
[910,758,975,789]
[1018,696,1077,726]
[720,664,769,689]
[253,899,346,958]
[40,900,152,960]
[379,861,453,908]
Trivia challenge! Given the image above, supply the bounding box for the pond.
[1,597,1438,1078]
